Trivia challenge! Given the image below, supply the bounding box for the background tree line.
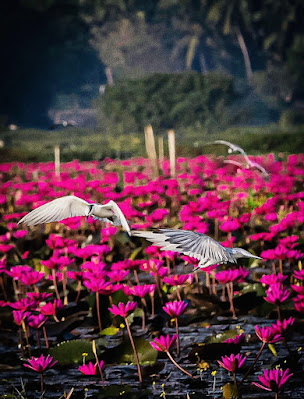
[0,0,303,131]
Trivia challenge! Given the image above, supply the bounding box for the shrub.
[96,72,237,133]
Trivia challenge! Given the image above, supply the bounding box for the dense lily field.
[0,154,304,399]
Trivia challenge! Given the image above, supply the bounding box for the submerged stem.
[124,317,142,382]
[240,342,265,384]
[175,318,180,356]
[96,292,102,333]
[166,350,197,378]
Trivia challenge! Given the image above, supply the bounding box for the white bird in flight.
[132,228,261,270]
[18,196,131,235]
[211,140,249,161]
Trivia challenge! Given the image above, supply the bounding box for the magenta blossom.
[224,333,245,344]
[215,269,239,284]
[150,334,177,352]
[13,310,30,326]
[255,325,282,343]
[252,368,293,392]
[264,283,290,305]
[260,273,288,285]
[163,301,188,318]
[27,314,48,329]
[24,354,57,373]
[293,269,304,280]
[40,299,63,316]
[78,361,104,375]
[163,274,192,286]
[109,301,138,318]
[130,285,150,298]
[293,295,304,312]
[271,317,295,335]
[218,353,246,372]
[20,270,45,286]
[291,284,304,295]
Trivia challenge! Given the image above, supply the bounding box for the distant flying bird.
[212,140,269,178]
[132,228,261,270]
[18,196,131,235]
[223,159,244,168]
[246,159,269,178]
[210,140,249,161]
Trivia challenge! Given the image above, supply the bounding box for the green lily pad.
[97,384,131,398]
[222,382,239,399]
[100,326,120,336]
[240,282,266,297]
[205,329,238,344]
[111,290,129,306]
[130,247,142,260]
[127,307,144,324]
[104,337,157,365]
[49,339,105,365]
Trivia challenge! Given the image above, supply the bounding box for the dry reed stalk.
[144,125,159,179]
[168,129,176,178]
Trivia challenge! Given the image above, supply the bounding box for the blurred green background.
[1,0,303,161]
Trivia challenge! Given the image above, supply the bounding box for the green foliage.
[109,337,157,365]
[49,339,101,365]
[205,329,238,344]
[98,72,237,132]
[280,109,304,127]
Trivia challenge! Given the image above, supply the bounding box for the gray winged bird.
[18,196,131,235]
[132,228,261,270]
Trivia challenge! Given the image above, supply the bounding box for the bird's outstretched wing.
[132,228,234,265]
[100,200,131,235]
[18,196,90,226]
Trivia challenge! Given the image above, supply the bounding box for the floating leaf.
[268,343,277,357]
[240,283,266,297]
[97,384,131,398]
[188,343,241,362]
[222,382,239,399]
[103,338,157,365]
[130,246,142,260]
[127,307,144,324]
[49,339,105,365]
[100,326,120,336]
[205,329,238,344]
[111,290,129,306]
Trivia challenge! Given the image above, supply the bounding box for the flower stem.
[52,269,60,300]
[96,292,102,333]
[40,373,44,398]
[175,318,180,356]
[277,305,281,321]
[233,372,239,397]
[124,317,142,382]
[75,280,81,303]
[43,326,49,349]
[166,350,197,378]
[240,342,265,384]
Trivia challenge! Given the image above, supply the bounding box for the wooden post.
[144,125,159,179]
[54,145,60,177]
[168,129,176,178]
[158,136,164,160]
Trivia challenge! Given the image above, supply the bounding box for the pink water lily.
[255,325,282,343]
[264,283,290,305]
[218,353,246,372]
[78,361,104,375]
[252,368,293,392]
[163,301,188,318]
[108,301,138,318]
[150,334,177,352]
[24,354,57,373]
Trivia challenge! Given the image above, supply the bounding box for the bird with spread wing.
[18,195,130,235]
[132,228,261,270]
